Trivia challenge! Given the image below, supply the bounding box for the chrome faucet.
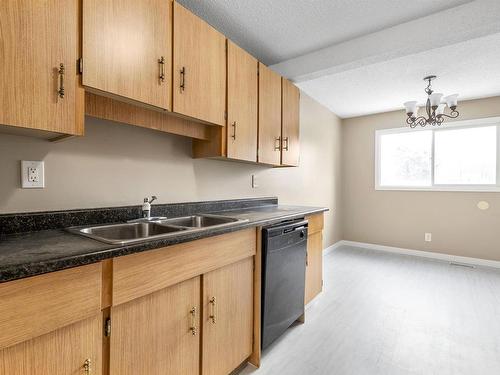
[142,196,157,219]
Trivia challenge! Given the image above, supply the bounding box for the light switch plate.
[21,161,45,188]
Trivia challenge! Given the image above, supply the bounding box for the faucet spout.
[142,196,158,219]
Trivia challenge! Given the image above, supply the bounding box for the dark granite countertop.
[0,200,327,283]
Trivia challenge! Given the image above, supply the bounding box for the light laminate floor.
[241,245,500,375]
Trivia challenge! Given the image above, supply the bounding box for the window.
[375,118,500,191]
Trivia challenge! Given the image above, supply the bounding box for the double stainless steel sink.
[67,214,247,245]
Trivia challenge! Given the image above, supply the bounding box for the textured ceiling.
[297,32,500,118]
[177,0,471,65]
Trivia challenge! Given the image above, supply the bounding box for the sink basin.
[67,214,248,245]
[67,222,186,245]
[159,215,238,228]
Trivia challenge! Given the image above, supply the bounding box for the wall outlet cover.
[21,161,45,188]
[424,233,432,242]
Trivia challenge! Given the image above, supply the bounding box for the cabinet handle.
[274,136,281,151]
[83,359,91,374]
[209,296,216,324]
[180,67,186,92]
[231,121,237,140]
[282,137,289,151]
[57,63,65,99]
[158,56,166,83]
[189,307,197,336]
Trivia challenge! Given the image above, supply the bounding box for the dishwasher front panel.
[261,219,308,350]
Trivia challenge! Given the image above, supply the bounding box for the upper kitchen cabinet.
[258,63,282,166]
[173,2,226,126]
[227,41,258,162]
[82,0,172,110]
[0,0,83,138]
[281,78,300,166]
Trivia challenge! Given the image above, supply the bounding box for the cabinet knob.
[83,359,91,374]
[158,56,166,83]
[180,67,186,92]
[274,136,281,151]
[209,296,217,324]
[189,307,197,336]
[282,137,289,151]
[57,63,65,99]
[231,121,237,140]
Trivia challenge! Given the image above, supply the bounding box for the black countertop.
[0,202,327,283]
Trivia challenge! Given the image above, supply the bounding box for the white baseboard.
[325,240,500,269]
[323,242,343,256]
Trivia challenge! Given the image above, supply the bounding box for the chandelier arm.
[418,118,428,127]
[407,115,427,128]
[407,116,428,128]
[413,116,428,124]
[438,110,460,119]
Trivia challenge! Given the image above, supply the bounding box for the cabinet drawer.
[0,263,102,350]
[306,213,324,235]
[113,229,257,306]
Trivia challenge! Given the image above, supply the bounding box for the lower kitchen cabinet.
[109,276,201,375]
[305,213,325,305]
[0,229,258,375]
[109,256,254,375]
[202,257,254,375]
[0,314,102,375]
[305,231,323,305]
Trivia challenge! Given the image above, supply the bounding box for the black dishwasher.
[261,218,308,350]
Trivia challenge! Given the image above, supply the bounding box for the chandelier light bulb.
[436,104,446,116]
[429,93,443,108]
[403,101,418,115]
[444,94,459,108]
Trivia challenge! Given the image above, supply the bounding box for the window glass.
[380,131,432,187]
[434,126,497,185]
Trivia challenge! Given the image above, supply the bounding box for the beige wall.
[0,94,343,247]
[342,96,500,261]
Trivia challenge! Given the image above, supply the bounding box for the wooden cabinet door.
[83,0,171,110]
[227,41,258,162]
[281,78,300,166]
[305,232,323,305]
[258,63,282,166]
[202,257,254,375]
[173,2,226,126]
[0,0,82,136]
[0,314,102,375]
[109,277,200,375]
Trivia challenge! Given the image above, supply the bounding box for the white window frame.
[375,117,500,192]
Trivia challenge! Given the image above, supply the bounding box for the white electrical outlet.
[425,233,432,242]
[252,174,259,188]
[28,167,39,182]
[21,161,45,188]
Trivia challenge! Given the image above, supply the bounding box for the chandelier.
[404,75,459,128]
